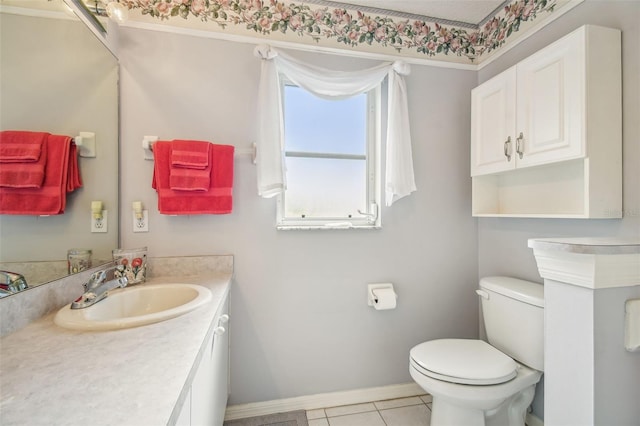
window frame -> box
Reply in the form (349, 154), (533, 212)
(276, 79), (382, 230)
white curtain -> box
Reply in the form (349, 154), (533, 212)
(254, 45), (416, 206)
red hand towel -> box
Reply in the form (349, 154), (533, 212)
(0, 130), (47, 162)
(0, 138), (47, 188)
(152, 141), (234, 215)
(0, 135), (82, 215)
(171, 140), (210, 169)
(169, 140), (211, 191)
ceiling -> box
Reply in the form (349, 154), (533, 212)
(304, 0), (508, 28)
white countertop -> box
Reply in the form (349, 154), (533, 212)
(0, 273), (232, 426)
(528, 238), (640, 289)
(528, 237), (640, 254)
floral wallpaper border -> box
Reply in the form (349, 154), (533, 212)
(118, 0), (558, 62)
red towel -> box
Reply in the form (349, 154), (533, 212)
(0, 135), (82, 215)
(152, 141), (234, 215)
(0, 131), (46, 162)
(67, 143), (82, 192)
(171, 140), (210, 169)
(169, 140), (211, 191)
(169, 167), (210, 192)
(0, 138), (47, 188)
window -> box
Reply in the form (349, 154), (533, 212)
(277, 82), (381, 230)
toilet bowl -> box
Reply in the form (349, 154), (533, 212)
(409, 277), (544, 426)
(410, 339), (542, 426)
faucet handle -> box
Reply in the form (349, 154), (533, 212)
(83, 264), (127, 291)
(84, 269), (107, 291)
(0, 270), (28, 293)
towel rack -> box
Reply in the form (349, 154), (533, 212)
(142, 136), (256, 164)
(74, 131), (96, 158)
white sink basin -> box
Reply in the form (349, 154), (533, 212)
(54, 283), (212, 331)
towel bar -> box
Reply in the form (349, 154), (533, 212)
(74, 132), (96, 158)
(142, 137), (256, 164)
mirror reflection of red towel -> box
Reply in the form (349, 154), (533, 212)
(0, 133), (82, 215)
(152, 140), (234, 215)
(0, 130), (46, 162)
(0, 131), (48, 188)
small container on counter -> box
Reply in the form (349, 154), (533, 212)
(68, 249), (92, 274)
(112, 246), (147, 285)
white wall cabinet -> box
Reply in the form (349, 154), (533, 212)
(175, 291), (230, 426)
(471, 25), (622, 218)
(471, 66), (517, 176)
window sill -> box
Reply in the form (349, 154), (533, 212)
(276, 223), (381, 231)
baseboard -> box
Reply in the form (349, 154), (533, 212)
(526, 412), (544, 426)
(224, 382), (425, 421)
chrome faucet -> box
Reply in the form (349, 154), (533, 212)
(0, 270), (28, 296)
(71, 265), (128, 309)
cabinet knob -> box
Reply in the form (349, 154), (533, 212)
(219, 314), (230, 324)
(516, 132), (524, 159)
(503, 136), (512, 161)
(214, 326), (226, 336)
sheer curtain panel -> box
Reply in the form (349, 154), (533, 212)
(254, 45), (416, 206)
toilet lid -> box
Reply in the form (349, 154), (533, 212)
(410, 339), (518, 385)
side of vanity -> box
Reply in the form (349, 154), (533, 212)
(0, 255), (232, 426)
(529, 239), (640, 425)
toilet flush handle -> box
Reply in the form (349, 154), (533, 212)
(475, 289), (490, 300)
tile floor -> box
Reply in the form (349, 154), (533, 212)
(306, 394), (433, 426)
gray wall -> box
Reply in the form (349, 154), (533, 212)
(477, 0), (640, 419)
(117, 30), (478, 404)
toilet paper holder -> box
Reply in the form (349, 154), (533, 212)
(367, 283), (396, 306)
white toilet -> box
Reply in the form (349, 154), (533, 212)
(410, 276), (544, 426)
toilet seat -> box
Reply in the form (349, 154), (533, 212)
(410, 339), (518, 385)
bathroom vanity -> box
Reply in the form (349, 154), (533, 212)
(0, 257), (232, 426)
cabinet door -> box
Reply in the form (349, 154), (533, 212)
(470, 67), (517, 176)
(175, 389), (191, 426)
(191, 332), (214, 426)
(191, 296), (230, 426)
(211, 310), (230, 426)
(515, 29), (584, 168)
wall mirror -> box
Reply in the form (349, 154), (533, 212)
(0, 0), (119, 294)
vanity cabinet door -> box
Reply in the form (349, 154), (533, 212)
(175, 389), (191, 426)
(190, 294), (230, 426)
(211, 305), (230, 425)
(470, 67), (517, 176)
(191, 331), (214, 426)
(515, 28), (584, 168)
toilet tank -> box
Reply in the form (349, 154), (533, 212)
(478, 276), (544, 371)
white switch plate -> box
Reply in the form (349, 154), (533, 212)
(133, 210), (149, 233)
(91, 210), (108, 233)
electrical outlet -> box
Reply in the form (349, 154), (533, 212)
(91, 210), (108, 233)
(133, 210), (149, 233)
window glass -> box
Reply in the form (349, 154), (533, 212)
(284, 85), (367, 155)
(284, 156), (367, 218)
(278, 82), (380, 229)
